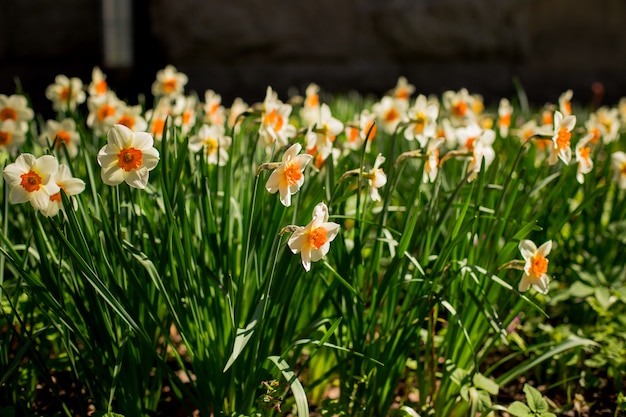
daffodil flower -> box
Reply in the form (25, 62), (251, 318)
(549, 110), (576, 165)
(97, 124), (160, 189)
(611, 151), (626, 189)
(151, 65), (188, 98)
(45, 74), (86, 112)
(367, 154), (387, 202)
(40, 164), (85, 217)
(188, 124), (231, 166)
(575, 132), (594, 184)
(518, 239), (552, 294)
(3, 153), (60, 212)
(265, 143), (313, 207)
(287, 202), (340, 272)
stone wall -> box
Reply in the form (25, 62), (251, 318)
(1, 0), (625, 111)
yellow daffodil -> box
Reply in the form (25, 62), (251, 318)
(518, 239), (552, 294)
(287, 202), (340, 271)
(265, 143), (313, 207)
(3, 153), (60, 212)
(97, 124), (160, 189)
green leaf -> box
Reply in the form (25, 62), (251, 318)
(524, 383), (548, 413)
(92, 412), (125, 417)
(267, 356), (309, 417)
(473, 372), (499, 395)
(223, 296), (266, 372)
(507, 401), (533, 417)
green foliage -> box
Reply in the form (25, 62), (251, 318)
(0, 73), (624, 416)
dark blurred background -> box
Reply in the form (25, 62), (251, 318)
(1, 0), (625, 115)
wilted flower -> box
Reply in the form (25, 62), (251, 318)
(188, 124), (231, 166)
(518, 239), (552, 294)
(265, 143), (313, 207)
(97, 124), (160, 189)
(287, 202), (340, 271)
(3, 153), (60, 212)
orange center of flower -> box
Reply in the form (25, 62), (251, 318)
(182, 110), (192, 125)
(55, 130), (71, 147)
(162, 79), (177, 93)
(365, 121), (377, 141)
(452, 101), (468, 117)
(465, 137), (476, 153)
(20, 170), (42, 192)
(579, 147), (591, 163)
(347, 127), (359, 143)
(308, 227), (328, 250)
(563, 101), (572, 115)
(589, 127), (601, 144)
(50, 185), (67, 203)
(384, 108), (399, 123)
(0, 131), (11, 145)
(117, 115), (135, 129)
(426, 148), (440, 173)
(264, 108), (284, 132)
(284, 160), (302, 186)
(117, 147), (143, 171)
(95, 80), (108, 95)
(0, 107), (17, 121)
(150, 119), (166, 136)
(396, 88), (410, 101)
(542, 111), (553, 126)
(529, 254), (548, 278)
(556, 127), (571, 150)
(413, 113), (426, 134)
(60, 87), (71, 102)
(499, 114), (511, 127)
(97, 105), (116, 122)
(306, 94), (319, 108)
(620, 162), (626, 176)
